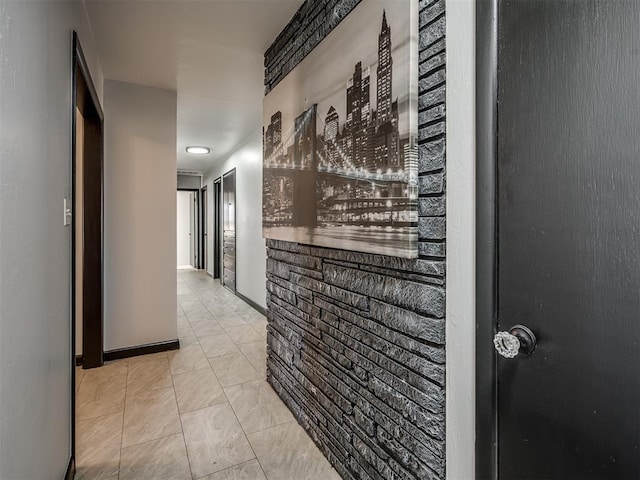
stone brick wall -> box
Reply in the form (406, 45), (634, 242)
(264, 1), (446, 479)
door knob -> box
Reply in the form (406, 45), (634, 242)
(493, 325), (537, 358)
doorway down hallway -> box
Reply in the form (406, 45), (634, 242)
(75, 270), (341, 480)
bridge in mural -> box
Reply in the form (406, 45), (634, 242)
(263, 104), (417, 229)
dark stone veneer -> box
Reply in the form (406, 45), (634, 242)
(264, 1), (446, 478)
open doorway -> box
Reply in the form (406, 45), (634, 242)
(72, 32), (104, 369)
(213, 178), (222, 279)
(176, 190), (193, 268)
(177, 187), (206, 269)
(71, 31), (104, 467)
(222, 169), (236, 292)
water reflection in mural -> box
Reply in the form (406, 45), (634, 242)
(263, 0), (418, 258)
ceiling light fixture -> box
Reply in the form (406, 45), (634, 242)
(186, 146), (210, 155)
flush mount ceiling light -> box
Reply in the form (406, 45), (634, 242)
(186, 146), (210, 155)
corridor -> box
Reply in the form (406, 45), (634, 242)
(75, 270), (340, 480)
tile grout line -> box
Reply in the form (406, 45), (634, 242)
(191, 458), (261, 480)
(234, 333), (265, 381)
(167, 351), (197, 480)
(181, 290), (227, 480)
(223, 383), (296, 437)
(118, 431), (186, 453)
(219, 368), (268, 480)
(117, 360), (130, 480)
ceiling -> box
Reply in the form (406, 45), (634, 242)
(84, 0), (304, 173)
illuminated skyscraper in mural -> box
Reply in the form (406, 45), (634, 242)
(376, 11), (393, 126)
(264, 111), (282, 161)
(324, 106), (339, 167)
(346, 62), (371, 168)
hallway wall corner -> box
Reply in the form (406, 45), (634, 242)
(103, 79), (178, 351)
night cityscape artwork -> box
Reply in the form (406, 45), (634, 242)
(263, 0), (418, 258)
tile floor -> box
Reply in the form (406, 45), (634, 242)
(75, 269), (341, 480)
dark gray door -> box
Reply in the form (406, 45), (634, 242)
(189, 191), (196, 267)
(222, 169), (236, 292)
(214, 178), (222, 280)
(497, 1), (640, 478)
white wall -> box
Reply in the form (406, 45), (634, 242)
(203, 130), (266, 308)
(104, 79), (178, 351)
(445, 1), (476, 479)
(177, 190), (192, 267)
(0, 1), (103, 477)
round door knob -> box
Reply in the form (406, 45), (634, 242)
(493, 325), (537, 358)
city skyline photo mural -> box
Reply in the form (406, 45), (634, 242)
(263, 0), (418, 258)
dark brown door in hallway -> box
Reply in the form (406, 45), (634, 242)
(201, 185), (208, 272)
(483, 1), (640, 478)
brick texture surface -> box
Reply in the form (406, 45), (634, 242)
(264, 0), (446, 478)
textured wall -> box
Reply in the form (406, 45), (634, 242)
(264, 0), (446, 478)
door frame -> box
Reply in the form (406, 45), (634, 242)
(201, 185), (208, 272)
(73, 33), (105, 369)
(213, 177), (222, 280)
(178, 187), (201, 268)
(222, 168), (237, 292)
(71, 30), (105, 467)
(475, 0), (499, 479)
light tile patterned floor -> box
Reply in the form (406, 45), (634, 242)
(75, 269), (341, 480)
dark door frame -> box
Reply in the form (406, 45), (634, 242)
(71, 30), (105, 470)
(213, 177), (222, 280)
(201, 185), (208, 272)
(73, 33), (105, 370)
(475, 1), (499, 479)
